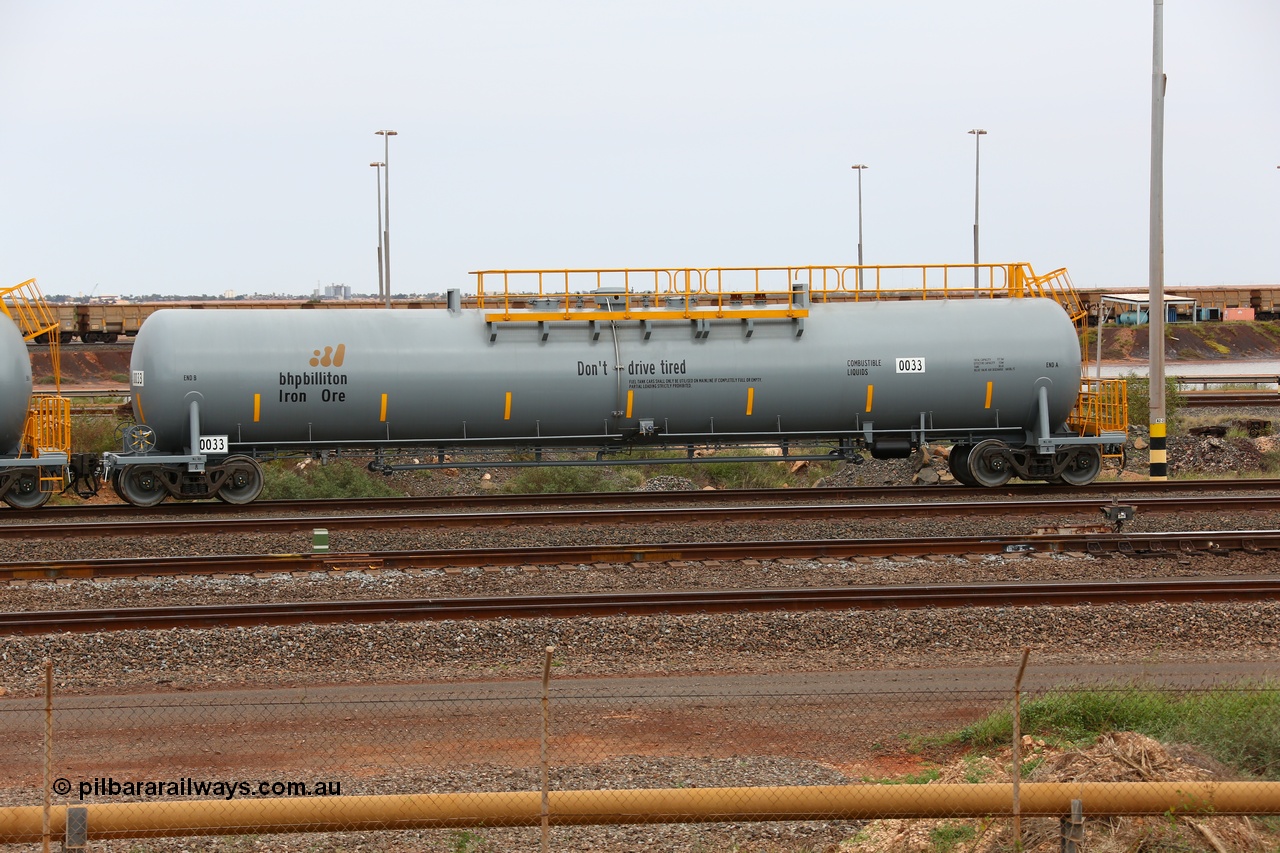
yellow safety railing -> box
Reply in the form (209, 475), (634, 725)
(471, 263), (1085, 324)
(472, 267), (810, 323)
(1068, 378), (1129, 442)
(1, 278), (62, 390)
(1027, 267), (1088, 327)
(0, 278), (62, 341)
(23, 393), (71, 460)
(4, 280), (71, 483)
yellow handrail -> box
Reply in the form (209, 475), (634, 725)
(1, 278), (62, 391)
(23, 395), (71, 459)
(470, 263), (1093, 333)
(1028, 267), (1088, 327)
(0, 278), (61, 341)
(473, 263), (1036, 305)
(1069, 378), (1129, 438)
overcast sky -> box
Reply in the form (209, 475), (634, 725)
(2, 1), (1276, 298)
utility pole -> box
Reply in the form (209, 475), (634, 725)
(1148, 0), (1167, 480)
(969, 129), (986, 288)
(375, 130), (398, 309)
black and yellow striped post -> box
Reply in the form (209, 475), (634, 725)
(1149, 421), (1167, 480)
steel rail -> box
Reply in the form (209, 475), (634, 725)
(1181, 390), (1280, 407)
(4, 576), (1278, 635)
(5, 494), (1280, 541)
(2, 529), (1276, 581)
(13, 477), (1280, 525)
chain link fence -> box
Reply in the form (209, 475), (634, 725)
(1, 654), (1277, 851)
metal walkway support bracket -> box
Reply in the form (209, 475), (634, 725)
(1060, 798), (1085, 853)
(62, 806), (87, 852)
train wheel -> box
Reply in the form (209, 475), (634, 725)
(966, 439), (1012, 487)
(948, 444), (978, 487)
(2, 469), (52, 509)
(1059, 446), (1103, 486)
(116, 466), (168, 507)
(216, 455), (264, 505)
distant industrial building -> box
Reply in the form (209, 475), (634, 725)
(315, 284), (351, 300)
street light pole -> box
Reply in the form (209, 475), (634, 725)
(1147, 0), (1167, 480)
(375, 129), (398, 309)
(968, 129), (987, 288)
(370, 161), (384, 302)
(851, 165), (867, 289)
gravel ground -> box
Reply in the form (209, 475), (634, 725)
(2, 410), (1278, 852)
(4, 407), (1280, 698)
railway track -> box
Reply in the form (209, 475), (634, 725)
(1181, 389), (1280, 407)
(1, 528), (1274, 581)
(4, 492), (1279, 541)
(10, 476), (1280, 527)
(4, 576), (1277, 635)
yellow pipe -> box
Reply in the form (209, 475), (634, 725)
(2, 783), (1278, 843)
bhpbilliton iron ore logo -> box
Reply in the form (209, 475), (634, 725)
(310, 344), (346, 367)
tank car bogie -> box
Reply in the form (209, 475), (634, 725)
(106, 455), (265, 507)
(115, 465), (167, 507)
(1, 468), (55, 508)
(1056, 446), (1104, 486)
(213, 455), (265, 505)
(963, 439), (1014, 487)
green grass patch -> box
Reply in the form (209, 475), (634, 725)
(500, 465), (642, 494)
(260, 459), (404, 500)
(1123, 372), (1185, 431)
(929, 821), (977, 852)
(632, 448), (846, 490)
(1178, 322), (1233, 353)
(70, 415), (130, 454)
(961, 755), (994, 783)
(946, 682), (1280, 779)
(869, 766), (941, 785)
(1252, 322), (1280, 346)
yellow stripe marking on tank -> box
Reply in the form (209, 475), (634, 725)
(626, 390), (634, 418)
(746, 387), (754, 416)
(135, 393), (147, 424)
(984, 381), (993, 409)
(504, 392), (512, 420)
(253, 393), (260, 422)
(379, 393), (388, 422)
(865, 385), (874, 413)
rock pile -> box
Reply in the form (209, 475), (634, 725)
(1167, 433), (1268, 477)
